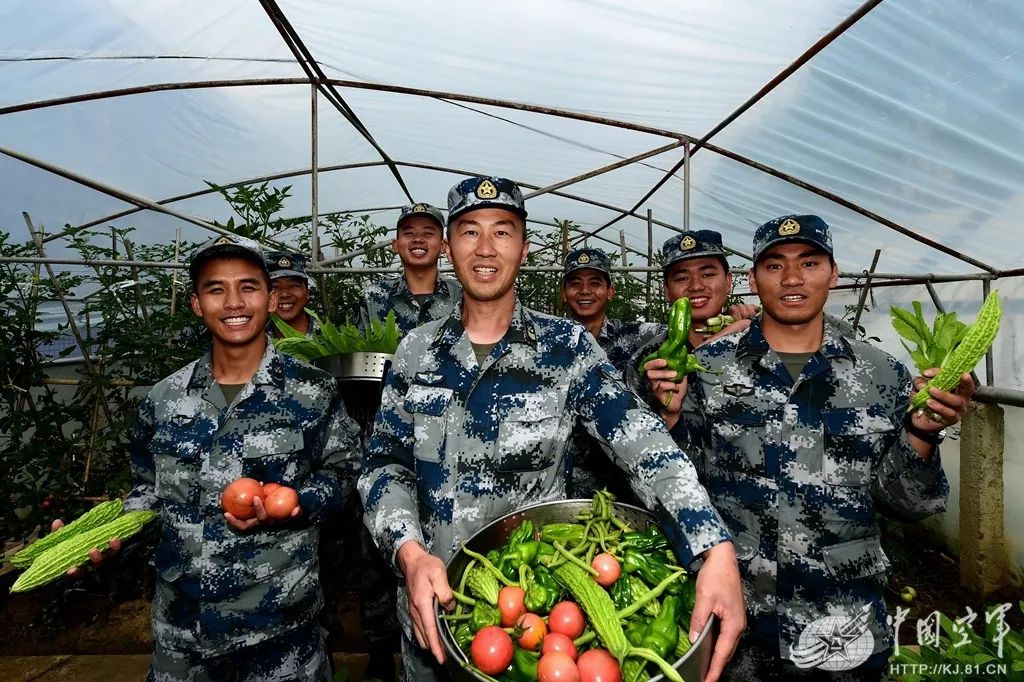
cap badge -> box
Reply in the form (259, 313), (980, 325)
(278, 257), (291, 268)
(412, 203), (428, 212)
(778, 219), (801, 236)
(476, 179), (498, 200)
(681, 235), (697, 250)
(214, 235), (233, 245)
(577, 252), (591, 265)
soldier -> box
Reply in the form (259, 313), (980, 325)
(264, 251), (319, 338)
(646, 215), (973, 680)
(560, 246), (660, 497)
(561, 246), (662, 373)
(121, 234), (361, 680)
(359, 176), (746, 682)
(624, 229), (757, 400)
(356, 202), (462, 335)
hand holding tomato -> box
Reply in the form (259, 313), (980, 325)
(222, 478), (302, 531)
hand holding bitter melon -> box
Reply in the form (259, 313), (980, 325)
(892, 290), (998, 425)
(9, 500), (158, 592)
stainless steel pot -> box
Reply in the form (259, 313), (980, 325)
(313, 351), (392, 381)
(436, 499), (716, 682)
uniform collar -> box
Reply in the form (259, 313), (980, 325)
(187, 337), (287, 393)
(431, 296), (539, 350)
(737, 315), (855, 362)
(394, 270), (447, 297)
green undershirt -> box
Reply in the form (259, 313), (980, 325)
(470, 341), (497, 367)
(219, 383), (246, 406)
(777, 351), (815, 382)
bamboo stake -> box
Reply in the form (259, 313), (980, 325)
(123, 239), (151, 325)
(169, 228), (182, 317)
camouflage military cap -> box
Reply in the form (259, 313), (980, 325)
(264, 251), (308, 281)
(447, 176), (528, 224)
(662, 229), (726, 270)
(189, 234), (269, 282)
(397, 203), (445, 230)
(563, 247), (612, 282)
(752, 214), (833, 262)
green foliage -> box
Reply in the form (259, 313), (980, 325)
(273, 310), (401, 362)
(891, 301), (970, 375)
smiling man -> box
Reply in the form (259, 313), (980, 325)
(359, 176), (747, 682)
(357, 203), (462, 335)
(264, 251), (318, 338)
(648, 215), (972, 680)
(120, 234), (361, 681)
(624, 230), (756, 401)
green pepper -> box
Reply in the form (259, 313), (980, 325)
(624, 617), (650, 646)
(623, 525), (670, 552)
(535, 541), (556, 563)
(539, 523), (586, 545)
(453, 622), (473, 651)
(498, 521), (540, 578)
(486, 548), (503, 566)
(509, 647), (539, 682)
(469, 601), (501, 633)
(621, 549), (683, 595)
(639, 298), (692, 377)
(524, 565), (560, 614)
(642, 595), (681, 658)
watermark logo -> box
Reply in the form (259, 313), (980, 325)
(791, 604), (875, 671)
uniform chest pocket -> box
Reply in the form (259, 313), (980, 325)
(152, 426), (202, 504)
(404, 384), (454, 464)
(242, 429), (305, 487)
(709, 410), (766, 474)
(497, 392), (562, 472)
(823, 408), (895, 486)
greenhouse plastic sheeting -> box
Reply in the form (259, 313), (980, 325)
(1, 0), (1022, 274)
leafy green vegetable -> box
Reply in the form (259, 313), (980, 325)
(272, 310), (401, 362)
(890, 302), (969, 375)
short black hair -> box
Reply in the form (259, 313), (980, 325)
(190, 248), (272, 294)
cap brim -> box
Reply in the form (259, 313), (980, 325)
(753, 236), (832, 262)
(448, 202), (528, 224)
(563, 263), (611, 280)
(270, 269), (308, 280)
(398, 211), (444, 228)
(663, 249), (726, 269)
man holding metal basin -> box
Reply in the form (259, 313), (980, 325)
(358, 176), (745, 682)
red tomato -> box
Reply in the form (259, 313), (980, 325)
(541, 632), (578, 661)
(40, 495), (54, 510)
(538, 651), (579, 682)
(548, 601), (585, 639)
(498, 585), (527, 627)
(470, 626), (514, 675)
(577, 649), (621, 682)
(591, 553), (621, 587)
(221, 478), (263, 520)
(262, 482), (281, 496)
(516, 612), (547, 651)
(264, 486), (299, 520)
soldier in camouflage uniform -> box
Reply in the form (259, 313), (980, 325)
(357, 203), (462, 335)
(122, 234), (362, 681)
(560, 246), (660, 498)
(265, 251), (321, 338)
(624, 229), (757, 402)
(359, 176), (747, 682)
(647, 215), (974, 680)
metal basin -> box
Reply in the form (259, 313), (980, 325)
(436, 499), (716, 682)
(313, 351), (392, 381)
